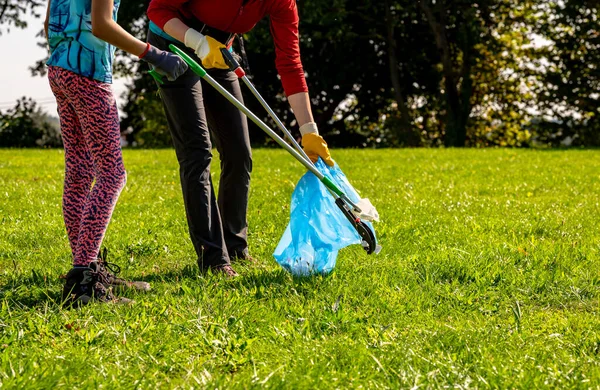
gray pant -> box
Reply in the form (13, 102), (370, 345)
(148, 30), (252, 268)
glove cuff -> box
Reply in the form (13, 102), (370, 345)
(138, 43), (151, 59)
(184, 28), (207, 54)
(299, 122), (319, 136)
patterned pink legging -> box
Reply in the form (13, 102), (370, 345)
(49, 67), (126, 266)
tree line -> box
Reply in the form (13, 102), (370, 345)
(1, 0), (599, 148)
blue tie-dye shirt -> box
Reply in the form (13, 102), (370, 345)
(47, 0), (120, 84)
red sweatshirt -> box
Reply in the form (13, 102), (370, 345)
(147, 0), (307, 96)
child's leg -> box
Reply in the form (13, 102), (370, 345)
(49, 68), (95, 264)
(75, 79), (127, 265)
(53, 69), (127, 265)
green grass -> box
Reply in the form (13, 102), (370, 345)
(1, 148), (599, 389)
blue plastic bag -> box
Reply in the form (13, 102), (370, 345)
(273, 159), (376, 276)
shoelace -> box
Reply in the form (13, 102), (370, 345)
(98, 247), (122, 277)
(102, 261), (122, 276)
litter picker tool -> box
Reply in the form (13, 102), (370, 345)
(151, 45), (380, 255)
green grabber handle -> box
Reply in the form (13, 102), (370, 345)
(149, 69), (164, 85)
(168, 44), (346, 199)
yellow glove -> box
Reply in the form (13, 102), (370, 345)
(184, 29), (229, 70)
(300, 123), (334, 167)
(201, 36), (229, 69)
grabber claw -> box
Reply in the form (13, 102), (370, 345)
(335, 198), (378, 254)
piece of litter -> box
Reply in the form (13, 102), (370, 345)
(354, 198), (380, 222)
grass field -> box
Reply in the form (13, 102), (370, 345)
(1, 148), (599, 389)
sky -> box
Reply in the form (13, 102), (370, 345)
(0, 13), (130, 116)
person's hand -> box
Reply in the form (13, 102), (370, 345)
(184, 28), (229, 69)
(300, 122), (334, 167)
(140, 44), (188, 81)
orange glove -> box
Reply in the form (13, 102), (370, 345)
(300, 123), (334, 167)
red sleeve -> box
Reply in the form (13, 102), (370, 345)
(269, 0), (308, 96)
(147, 0), (189, 30)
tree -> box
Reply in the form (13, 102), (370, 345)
(0, 97), (61, 147)
(0, 0), (43, 35)
(526, 0), (600, 146)
(242, 0), (437, 146)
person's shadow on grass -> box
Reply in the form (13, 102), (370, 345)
(0, 269), (64, 309)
